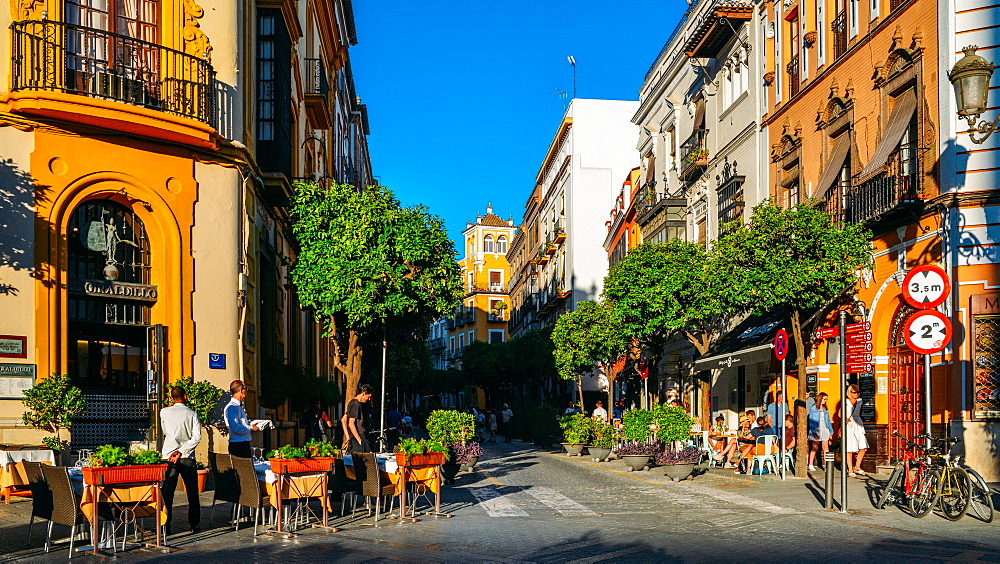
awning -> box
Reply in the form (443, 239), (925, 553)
(813, 133), (851, 199)
(693, 97), (705, 131)
(856, 89), (917, 183)
(693, 308), (794, 371)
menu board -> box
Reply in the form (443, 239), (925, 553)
(806, 372), (818, 395)
(858, 372), (876, 423)
(0, 363), (36, 399)
(973, 316), (1000, 419)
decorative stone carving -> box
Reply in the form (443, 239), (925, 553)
(182, 0), (212, 61)
(12, 0), (45, 20)
(804, 31), (817, 47)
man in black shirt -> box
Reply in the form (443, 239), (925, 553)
(345, 384), (374, 453)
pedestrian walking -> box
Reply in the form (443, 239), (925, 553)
(501, 403), (514, 442)
(592, 400), (608, 422)
(807, 392), (833, 471)
(844, 384), (868, 476)
(487, 410), (497, 442)
(343, 384), (374, 453)
(225, 380), (259, 458)
(301, 397), (332, 443)
(160, 385), (202, 535)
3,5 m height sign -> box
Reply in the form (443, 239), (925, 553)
(902, 265), (949, 310)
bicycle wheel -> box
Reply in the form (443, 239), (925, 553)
(967, 468), (995, 523)
(909, 467), (941, 518)
(877, 464), (905, 509)
(938, 467), (971, 521)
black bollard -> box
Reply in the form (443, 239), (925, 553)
(824, 452), (835, 510)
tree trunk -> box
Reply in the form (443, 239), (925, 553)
(577, 376), (584, 414)
(343, 330), (362, 410)
(790, 309), (809, 477)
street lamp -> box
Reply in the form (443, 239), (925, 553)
(948, 45), (999, 144)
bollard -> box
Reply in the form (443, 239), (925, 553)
(824, 453), (835, 510)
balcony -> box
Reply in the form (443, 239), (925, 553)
(545, 242), (557, 256)
(428, 337), (446, 350)
(786, 55), (800, 97)
(467, 283), (507, 295)
(10, 20), (216, 129)
(679, 129), (709, 181)
(303, 58), (330, 129)
(683, 1), (755, 58)
(832, 12), (848, 60)
(821, 147), (922, 226)
(553, 221), (566, 245)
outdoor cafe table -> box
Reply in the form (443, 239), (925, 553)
(70, 467), (168, 555)
(254, 460), (335, 536)
(0, 448), (55, 503)
(342, 453), (444, 520)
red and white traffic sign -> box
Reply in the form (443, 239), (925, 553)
(902, 265), (950, 310)
(815, 327), (839, 340)
(903, 309), (953, 354)
(773, 329), (789, 360)
(846, 363), (875, 373)
(845, 332), (873, 344)
(846, 342), (873, 352)
(845, 352), (873, 363)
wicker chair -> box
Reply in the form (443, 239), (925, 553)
(39, 465), (91, 556)
(230, 455), (272, 535)
(209, 453), (240, 526)
(24, 462), (52, 548)
(354, 453), (396, 524)
(331, 458), (360, 516)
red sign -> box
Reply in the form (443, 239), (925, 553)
(845, 353), (873, 363)
(814, 327), (839, 339)
(639, 359), (648, 379)
(902, 265), (950, 310)
(903, 310), (953, 355)
(773, 329), (789, 360)
(845, 321), (871, 333)
(846, 363), (874, 373)
(846, 342), (873, 352)
(845, 332), (873, 344)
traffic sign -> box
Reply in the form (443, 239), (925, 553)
(846, 321), (871, 333)
(902, 265), (950, 310)
(815, 327), (839, 339)
(846, 342), (873, 352)
(845, 332), (873, 344)
(903, 309), (953, 354)
(846, 363), (874, 373)
(845, 352), (873, 363)
(773, 329), (789, 360)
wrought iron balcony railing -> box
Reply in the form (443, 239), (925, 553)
(304, 58), (328, 97)
(11, 20), (216, 126)
(820, 146), (921, 225)
(787, 55), (800, 97)
(679, 129), (709, 181)
(832, 12), (848, 60)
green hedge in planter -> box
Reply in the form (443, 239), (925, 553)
(621, 408), (654, 441)
(559, 413), (593, 444)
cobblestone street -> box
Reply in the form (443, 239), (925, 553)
(1, 440), (997, 562)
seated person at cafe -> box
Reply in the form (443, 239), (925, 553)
(734, 410), (757, 464)
(783, 414), (796, 451)
(735, 417), (776, 474)
(750, 416), (775, 439)
(710, 415), (739, 467)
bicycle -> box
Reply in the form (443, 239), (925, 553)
(367, 427), (399, 453)
(966, 464), (995, 523)
(878, 432), (970, 519)
(933, 437), (971, 521)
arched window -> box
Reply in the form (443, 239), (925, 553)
(496, 235), (507, 254)
(483, 235), (495, 253)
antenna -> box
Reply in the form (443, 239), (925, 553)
(567, 55), (577, 99)
(556, 88), (568, 111)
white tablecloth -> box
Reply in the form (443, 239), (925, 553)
(342, 453), (397, 473)
(252, 461), (326, 484)
(252, 454), (397, 484)
(0, 449), (56, 466)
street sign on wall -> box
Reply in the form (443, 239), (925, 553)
(903, 309), (953, 354)
(902, 265), (950, 310)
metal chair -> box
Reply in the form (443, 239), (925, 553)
(39, 465), (92, 557)
(749, 435), (779, 476)
(355, 453), (396, 524)
(24, 462), (52, 548)
(209, 453), (240, 526)
(230, 455), (272, 535)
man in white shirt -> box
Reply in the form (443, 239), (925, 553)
(160, 385), (202, 535)
(592, 401), (608, 422)
(225, 380), (259, 458)
(501, 404), (514, 443)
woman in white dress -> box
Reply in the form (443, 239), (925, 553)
(844, 384), (868, 476)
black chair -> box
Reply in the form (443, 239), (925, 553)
(331, 458), (360, 516)
(355, 453), (396, 524)
(24, 462), (52, 548)
(230, 456), (272, 535)
(209, 453), (239, 526)
(39, 465), (90, 557)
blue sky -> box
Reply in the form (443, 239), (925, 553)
(351, 1), (689, 245)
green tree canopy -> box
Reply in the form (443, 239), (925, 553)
(551, 300), (628, 402)
(290, 182), (463, 403)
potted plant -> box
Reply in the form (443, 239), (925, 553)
(588, 421), (619, 462)
(657, 446), (702, 481)
(451, 441), (483, 471)
(613, 440), (663, 471)
(181, 461), (211, 493)
(426, 410), (475, 483)
(304, 438), (339, 461)
(83, 445), (168, 485)
(21, 374), (86, 466)
(559, 413), (593, 456)
(267, 444), (334, 473)
(396, 437), (447, 467)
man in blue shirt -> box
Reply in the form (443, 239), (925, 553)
(766, 391), (787, 442)
(225, 380), (258, 458)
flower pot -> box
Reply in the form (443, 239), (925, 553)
(83, 464), (168, 486)
(395, 452), (446, 467)
(588, 446), (612, 462)
(441, 462), (461, 485)
(663, 463), (696, 482)
(621, 455), (652, 472)
(182, 468), (210, 493)
(268, 457), (335, 474)
(460, 456), (479, 471)
(563, 443), (586, 457)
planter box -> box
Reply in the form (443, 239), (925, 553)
(82, 464), (168, 486)
(268, 457), (335, 474)
(395, 452), (446, 467)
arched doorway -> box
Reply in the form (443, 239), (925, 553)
(66, 200), (157, 450)
(887, 301), (921, 460)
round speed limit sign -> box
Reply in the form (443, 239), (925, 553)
(903, 309), (953, 354)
